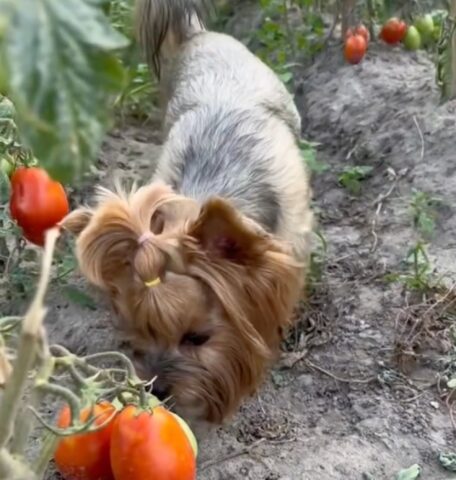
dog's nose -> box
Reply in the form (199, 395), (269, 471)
(152, 379), (170, 401)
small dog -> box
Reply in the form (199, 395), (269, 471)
(63, 0), (313, 423)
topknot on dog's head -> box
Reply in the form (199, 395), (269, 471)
(61, 182), (199, 291)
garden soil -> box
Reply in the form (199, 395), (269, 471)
(39, 35), (456, 480)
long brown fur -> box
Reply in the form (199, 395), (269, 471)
(63, 184), (302, 422)
(62, 0), (311, 423)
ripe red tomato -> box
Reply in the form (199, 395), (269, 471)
(344, 34), (367, 65)
(9, 166), (69, 246)
(345, 27), (354, 39)
(54, 402), (116, 480)
(110, 405), (196, 480)
(380, 18), (407, 44)
(345, 25), (369, 43)
(354, 24), (370, 43)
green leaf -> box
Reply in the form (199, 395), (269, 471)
(63, 286), (97, 311)
(0, 0), (129, 183)
(278, 71), (293, 85)
(395, 464), (421, 480)
(0, 95), (15, 119)
(439, 452), (456, 472)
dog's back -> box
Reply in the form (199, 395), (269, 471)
(136, 0), (313, 261)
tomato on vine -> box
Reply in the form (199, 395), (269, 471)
(344, 34), (367, 65)
(9, 166), (69, 246)
(380, 18), (407, 44)
(110, 405), (197, 480)
(54, 402), (116, 480)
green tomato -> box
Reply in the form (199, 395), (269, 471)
(404, 26), (421, 51)
(414, 14), (434, 38)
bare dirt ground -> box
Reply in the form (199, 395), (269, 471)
(37, 31), (456, 480)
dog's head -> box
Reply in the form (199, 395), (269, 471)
(63, 183), (302, 423)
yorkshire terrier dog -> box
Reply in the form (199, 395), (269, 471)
(63, 0), (313, 423)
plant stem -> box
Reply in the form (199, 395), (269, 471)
(10, 353), (55, 455)
(33, 432), (59, 479)
(341, 0), (356, 38)
(0, 448), (37, 480)
(366, 0), (375, 40)
(0, 228), (59, 450)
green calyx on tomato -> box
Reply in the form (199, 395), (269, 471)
(9, 166), (69, 246)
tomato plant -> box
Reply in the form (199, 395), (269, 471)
(54, 402), (117, 480)
(110, 405), (197, 480)
(380, 18), (407, 45)
(344, 34), (367, 65)
(9, 167), (69, 246)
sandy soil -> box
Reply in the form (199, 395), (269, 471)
(31, 20), (456, 480)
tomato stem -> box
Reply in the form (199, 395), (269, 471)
(0, 229), (59, 451)
(36, 383), (82, 422)
(82, 351), (138, 379)
(0, 448), (37, 480)
(32, 432), (59, 478)
(10, 355), (56, 455)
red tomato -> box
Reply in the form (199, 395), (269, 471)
(9, 167), (69, 246)
(380, 18), (407, 44)
(54, 402), (116, 480)
(110, 405), (196, 480)
(345, 27), (354, 39)
(354, 24), (370, 43)
(344, 34), (367, 64)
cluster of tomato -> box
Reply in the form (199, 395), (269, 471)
(5, 165), (70, 246)
(380, 14), (437, 51)
(344, 14), (438, 65)
(54, 399), (198, 480)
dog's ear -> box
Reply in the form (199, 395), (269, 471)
(60, 208), (93, 236)
(189, 198), (268, 264)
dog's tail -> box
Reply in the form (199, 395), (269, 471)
(135, 0), (207, 78)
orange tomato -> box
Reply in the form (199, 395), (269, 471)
(9, 167), (69, 246)
(344, 34), (367, 65)
(54, 402), (116, 480)
(380, 18), (407, 44)
(110, 405), (196, 480)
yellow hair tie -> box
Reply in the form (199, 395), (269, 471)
(145, 278), (161, 288)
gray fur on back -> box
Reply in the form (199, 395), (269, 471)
(139, 1), (309, 239)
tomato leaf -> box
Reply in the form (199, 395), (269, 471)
(439, 452), (456, 472)
(395, 464), (421, 480)
(63, 286), (97, 311)
(0, 0), (129, 183)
